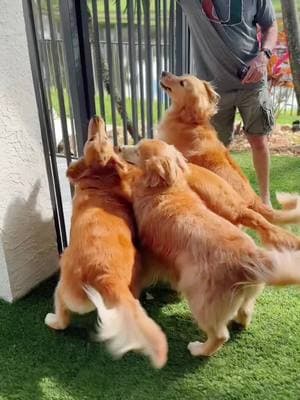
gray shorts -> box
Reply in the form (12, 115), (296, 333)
(211, 82), (275, 146)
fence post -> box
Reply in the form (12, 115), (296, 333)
(59, 0), (95, 154)
(175, 3), (183, 75)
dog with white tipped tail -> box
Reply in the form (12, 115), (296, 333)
(120, 138), (300, 357)
(45, 117), (167, 368)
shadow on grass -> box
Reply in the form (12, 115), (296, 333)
(1, 155), (299, 399)
(0, 277), (222, 400)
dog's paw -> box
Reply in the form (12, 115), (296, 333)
(45, 313), (66, 330)
(187, 341), (206, 356)
(233, 309), (252, 329)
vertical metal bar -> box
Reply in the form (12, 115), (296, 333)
(23, 0), (67, 252)
(46, 3), (71, 159)
(45, 41), (55, 88)
(169, 0), (175, 73)
(137, 0), (146, 138)
(76, 2), (96, 118)
(60, 40), (77, 160)
(163, 0), (168, 108)
(175, 1), (183, 75)
(143, 0), (153, 137)
(59, 0), (95, 154)
(103, 0), (118, 144)
(57, 41), (69, 113)
(291, 88), (295, 115)
(155, 0), (162, 121)
(116, 0), (128, 144)
(127, 0), (139, 142)
(36, 0), (56, 146)
(186, 23), (191, 73)
(46, 0), (72, 167)
(279, 86), (283, 114)
(91, 0), (106, 119)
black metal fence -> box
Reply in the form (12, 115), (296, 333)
(24, 0), (190, 252)
(24, 0), (298, 253)
(31, 0), (190, 150)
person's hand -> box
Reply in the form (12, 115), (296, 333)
(242, 52), (268, 84)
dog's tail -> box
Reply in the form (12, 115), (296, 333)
(84, 284), (168, 368)
(276, 192), (300, 211)
(252, 193), (300, 225)
(245, 249), (300, 286)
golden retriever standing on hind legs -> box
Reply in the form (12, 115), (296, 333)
(45, 117), (167, 368)
(119, 145), (300, 251)
(121, 139), (300, 357)
(158, 72), (300, 225)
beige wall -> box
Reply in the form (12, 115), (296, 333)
(0, 0), (58, 301)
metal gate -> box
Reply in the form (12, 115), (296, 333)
(23, 0), (191, 253)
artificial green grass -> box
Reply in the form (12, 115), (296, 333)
(0, 153), (300, 400)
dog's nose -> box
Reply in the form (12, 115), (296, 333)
(114, 145), (122, 153)
(161, 71), (169, 78)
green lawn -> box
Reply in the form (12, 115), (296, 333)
(46, 0), (293, 21)
(51, 88), (298, 128)
(272, 0), (300, 13)
(50, 88), (163, 126)
(235, 111), (299, 127)
(1, 154), (300, 399)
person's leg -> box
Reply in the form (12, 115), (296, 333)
(246, 134), (271, 206)
(238, 84), (274, 206)
(211, 91), (237, 147)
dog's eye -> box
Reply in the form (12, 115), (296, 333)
(180, 80), (185, 87)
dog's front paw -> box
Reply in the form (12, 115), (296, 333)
(187, 341), (206, 356)
(45, 313), (66, 330)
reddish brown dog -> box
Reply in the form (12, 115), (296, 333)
(45, 117), (167, 368)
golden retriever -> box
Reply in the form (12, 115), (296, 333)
(45, 117), (167, 368)
(120, 148), (300, 250)
(158, 72), (300, 225)
(121, 138), (300, 357)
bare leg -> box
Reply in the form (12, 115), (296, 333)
(246, 134), (271, 207)
(45, 284), (71, 330)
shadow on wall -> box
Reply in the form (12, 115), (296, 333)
(1, 180), (58, 301)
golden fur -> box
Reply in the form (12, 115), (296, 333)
(123, 139), (300, 357)
(45, 117), (167, 368)
(158, 72), (300, 225)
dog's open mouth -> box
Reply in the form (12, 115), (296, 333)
(124, 159), (136, 166)
(160, 81), (172, 92)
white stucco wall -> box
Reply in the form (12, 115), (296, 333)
(0, 0), (58, 301)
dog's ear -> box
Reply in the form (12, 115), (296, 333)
(171, 146), (188, 173)
(144, 157), (164, 187)
(203, 81), (220, 108)
(66, 158), (87, 183)
(144, 154), (187, 187)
